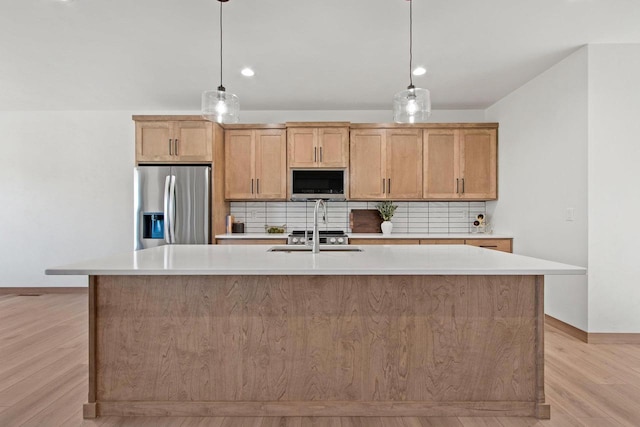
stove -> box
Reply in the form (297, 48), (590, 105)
(287, 230), (349, 245)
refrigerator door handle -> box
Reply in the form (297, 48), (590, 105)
(204, 170), (210, 242)
(164, 176), (172, 244)
(168, 175), (177, 243)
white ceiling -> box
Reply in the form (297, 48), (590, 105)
(1, 0), (640, 112)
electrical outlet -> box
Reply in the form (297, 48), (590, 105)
(462, 209), (468, 219)
(250, 210), (257, 219)
(566, 208), (575, 221)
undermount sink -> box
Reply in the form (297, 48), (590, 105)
(268, 245), (363, 253)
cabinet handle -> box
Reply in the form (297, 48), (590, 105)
(174, 139), (179, 156)
(480, 245), (498, 248)
(382, 178), (386, 193)
(320, 147), (323, 162)
(251, 179), (254, 194)
(257, 178), (260, 194)
(169, 139), (173, 155)
(314, 147), (317, 163)
(456, 178), (460, 194)
(388, 178), (391, 194)
(461, 178), (465, 194)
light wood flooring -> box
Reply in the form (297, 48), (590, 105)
(1, 293), (639, 427)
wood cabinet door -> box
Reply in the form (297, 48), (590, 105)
(255, 129), (287, 200)
(135, 122), (172, 162)
(350, 239), (420, 245)
(173, 121), (212, 162)
(318, 128), (348, 167)
(386, 129), (423, 199)
(465, 238), (512, 253)
(420, 239), (465, 245)
(287, 128), (317, 167)
(460, 129), (497, 200)
(349, 130), (386, 199)
(423, 129), (460, 199)
(225, 130), (255, 200)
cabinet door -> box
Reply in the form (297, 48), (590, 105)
(136, 122), (172, 162)
(465, 238), (512, 253)
(350, 130), (385, 199)
(173, 121), (213, 162)
(460, 129), (497, 200)
(287, 128), (317, 167)
(423, 129), (460, 199)
(386, 129), (423, 199)
(255, 130), (287, 200)
(225, 130), (255, 200)
(420, 239), (464, 245)
(318, 128), (348, 167)
(349, 239), (419, 245)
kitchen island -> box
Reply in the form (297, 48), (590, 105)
(47, 244), (585, 420)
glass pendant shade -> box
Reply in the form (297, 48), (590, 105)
(393, 86), (431, 123)
(202, 87), (239, 124)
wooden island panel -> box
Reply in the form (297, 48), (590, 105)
(88, 274), (547, 418)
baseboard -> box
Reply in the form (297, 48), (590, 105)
(545, 314), (588, 343)
(0, 287), (88, 295)
(545, 314), (640, 344)
(587, 333), (640, 344)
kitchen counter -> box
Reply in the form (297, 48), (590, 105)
(46, 244), (582, 276)
(214, 232), (512, 240)
(49, 245), (583, 421)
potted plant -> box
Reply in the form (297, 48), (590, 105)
(376, 201), (398, 235)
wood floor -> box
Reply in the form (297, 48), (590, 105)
(1, 293), (639, 427)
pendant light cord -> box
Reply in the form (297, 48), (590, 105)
(409, 0), (413, 88)
(219, 1), (223, 89)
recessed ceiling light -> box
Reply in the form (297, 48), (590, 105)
(413, 67), (427, 76)
(241, 68), (255, 77)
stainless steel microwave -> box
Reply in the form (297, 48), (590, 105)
(290, 169), (346, 201)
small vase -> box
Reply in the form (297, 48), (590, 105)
(381, 220), (393, 235)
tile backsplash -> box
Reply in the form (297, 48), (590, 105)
(230, 201), (486, 234)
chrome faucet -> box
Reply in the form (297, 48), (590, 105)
(312, 199), (328, 253)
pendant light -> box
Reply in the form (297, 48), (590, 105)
(393, 0), (431, 123)
(202, 0), (239, 124)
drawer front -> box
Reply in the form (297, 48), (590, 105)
(217, 239), (287, 245)
(465, 239), (512, 253)
(349, 239), (420, 245)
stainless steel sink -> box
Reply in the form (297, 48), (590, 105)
(268, 245), (363, 253)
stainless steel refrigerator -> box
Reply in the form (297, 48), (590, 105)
(134, 166), (210, 250)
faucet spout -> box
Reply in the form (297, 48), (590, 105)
(312, 199), (327, 253)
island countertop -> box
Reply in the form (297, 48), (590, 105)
(46, 244), (585, 276)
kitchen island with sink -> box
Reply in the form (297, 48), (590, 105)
(47, 244), (585, 420)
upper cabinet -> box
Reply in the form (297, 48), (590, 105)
(350, 128), (423, 200)
(424, 127), (497, 200)
(459, 129), (497, 199)
(225, 128), (287, 200)
(287, 124), (349, 168)
(135, 119), (213, 163)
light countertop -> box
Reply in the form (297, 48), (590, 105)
(46, 244), (585, 276)
(215, 233), (513, 239)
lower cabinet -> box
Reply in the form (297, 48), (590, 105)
(349, 239), (420, 245)
(217, 239), (287, 245)
(464, 238), (512, 253)
(215, 237), (512, 252)
(351, 238), (512, 252)
(420, 239), (465, 245)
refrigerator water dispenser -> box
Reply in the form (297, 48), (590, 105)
(142, 213), (164, 239)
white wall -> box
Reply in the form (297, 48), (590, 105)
(0, 109), (483, 287)
(485, 48), (589, 330)
(587, 44), (640, 332)
(0, 112), (135, 286)
(238, 109), (486, 123)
